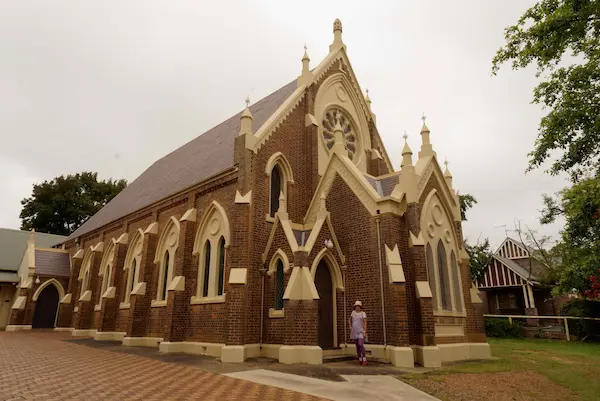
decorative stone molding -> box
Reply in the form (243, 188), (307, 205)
(190, 294), (226, 305)
(144, 221), (158, 235)
(180, 208), (197, 223)
(122, 337), (163, 347)
(267, 249), (291, 276)
(32, 278), (65, 301)
(102, 286), (116, 299)
(60, 293), (72, 304)
(94, 331), (126, 342)
(305, 113), (318, 127)
(5, 325), (32, 331)
(131, 281), (146, 296)
(283, 266), (319, 300)
(228, 268), (247, 284)
(115, 232), (128, 245)
(268, 308), (285, 318)
(416, 281), (433, 299)
(11, 296), (26, 310)
(72, 249), (84, 260)
(409, 232), (425, 247)
(470, 285), (483, 303)
(79, 290), (92, 302)
(167, 276), (185, 292)
(385, 244), (406, 283)
(234, 190), (252, 204)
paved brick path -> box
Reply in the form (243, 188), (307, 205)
(0, 331), (328, 401)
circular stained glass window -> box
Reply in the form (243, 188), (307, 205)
(321, 108), (357, 160)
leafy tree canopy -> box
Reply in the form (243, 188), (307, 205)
(20, 172), (127, 236)
(465, 238), (493, 281)
(541, 175), (600, 295)
(459, 193), (478, 221)
(493, 0), (600, 180)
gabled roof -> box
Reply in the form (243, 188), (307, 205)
(494, 254), (540, 283)
(70, 80), (297, 240)
(495, 237), (534, 259)
(35, 249), (71, 277)
(0, 228), (66, 272)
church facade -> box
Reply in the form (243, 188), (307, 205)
(9, 20), (490, 367)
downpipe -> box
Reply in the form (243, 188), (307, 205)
(376, 211), (387, 347)
(259, 267), (267, 346)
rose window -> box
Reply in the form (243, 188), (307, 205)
(322, 108), (357, 160)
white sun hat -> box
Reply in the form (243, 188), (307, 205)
(354, 300), (362, 307)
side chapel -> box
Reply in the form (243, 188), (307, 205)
(9, 20), (490, 367)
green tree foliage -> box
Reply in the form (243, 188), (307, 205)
(458, 193), (477, 221)
(540, 176), (600, 295)
(20, 172), (127, 236)
(465, 238), (493, 281)
(492, 0), (600, 180)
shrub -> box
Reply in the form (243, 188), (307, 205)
(485, 318), (525, 338)
(561, 299), (600, 341)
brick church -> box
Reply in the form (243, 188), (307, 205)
(8, 19), (490, 368)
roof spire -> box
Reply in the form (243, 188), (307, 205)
(365, 89), (372, 111)
(444, 158), (453, 188)
(418, 112), (436, 159)
(401, 131), (414, 171)
(239, 96), (253, 136)
(298, 44), (314, 87)
(329, 18), (345, 53)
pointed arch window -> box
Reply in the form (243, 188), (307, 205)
(159, 251), (170, 301)
(425, 244), (438, 308)
(437, 240), (451, 311)
(270, 165), (282, 217)
(275, 259), (285, 310)
(450, 251), (463, 312)
(217, 237), (225, 296)
(202, 240), (211, 297)
(130, 259), (137, 294)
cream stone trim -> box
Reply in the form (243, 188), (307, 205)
(94, 304), (101, 311)
(409, 232), (425, 247)
(102, 286), (116, 299)
(269, 308), (285, 318)
(193, 201), (230, 298)
(279, 345), (322, 365)
(470, 285), (483, 303)
(228, 268), (247, 284)
(190, 294), (226, 305)
(11, 296), (26, 310)
(416, 281), (433, 299)
(310, 248), (344, 291)
(94, 331), (126, 342)
(71, 329), (97, 337)
(416, 158), (459, 221)
(79, 290), (92, 302)
(54, 327), (74, 332)
(180, 208), (197, 223)
(433, 310), (467, 318)
(123, 229), (144, 303)
(20, 277), (32, 289)
(221, 345), (246, 363)
(144, 222), (158, 235)
(267, 249), (291, 276)
(98, 239), (116, 301)
(386, 346), (414, 368)
(32, 278), (66, 301)
(159, 341), (224, 358)
(119, 302), (130, 309)
(283, 266), (319, 300)
(122, 337), (162, 347)
(60, 293), (72, 304)
(265, 152), (295, 184)
(132, 281), (146, 295)
(411, 345), (441, 368)
(438, 343), (492, 363)
(252, 86), (307, 151)
(74, 306), (79, 312)
(168, 276), (185, 292)
(234, 190), (252, 204)
(154, 216), (180, 301)
(385, 244), (406, 283)
(303, 214), (346, 265)
(77, 248), (93, 280)
(5, 325), (32, 331)
(435, 324), (465, 337)
(115, 232), (128, 245)
(305, 113), (318, 127)
(72, 249), (84, 260)
(151, 300), (167, 308)
(91, 242), (104, 253)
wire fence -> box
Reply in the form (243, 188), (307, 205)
(484, 314), (600, 341)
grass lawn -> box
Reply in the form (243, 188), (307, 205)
(401, 338), (600, 401)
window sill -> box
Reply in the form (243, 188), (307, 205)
(190, 294), (226, 305)
(119, 302), (131, 310)
(265, 214), (276, 223)
(269, 308), (284, 318)
(151, 300), (167, 308)
(433, 310), (467, 318)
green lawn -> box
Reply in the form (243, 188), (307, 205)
(404, 338), (600, 401)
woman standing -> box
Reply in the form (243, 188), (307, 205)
(349, 300), (367, 365)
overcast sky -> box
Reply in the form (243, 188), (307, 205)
(0, 0), (568, 248)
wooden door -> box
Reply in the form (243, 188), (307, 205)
(315, 261), (334, 349)
(32, 284), (59, 329)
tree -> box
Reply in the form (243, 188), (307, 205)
(492, 0), (600, 180)
(465, 238), (493, 281)
(20, 172), (127, 236)
(540, 175), (600, 295)
(459, 193), (478, 221)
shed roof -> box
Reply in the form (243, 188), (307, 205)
(0, 228), (66, 272)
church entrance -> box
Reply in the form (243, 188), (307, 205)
(315, 260), (334, 349)
(32, 284), (59, 329)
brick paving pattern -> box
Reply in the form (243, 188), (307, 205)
(0, 331), (328, 401)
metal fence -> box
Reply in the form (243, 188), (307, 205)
(484, 314), (600, 341)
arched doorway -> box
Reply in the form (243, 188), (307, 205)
(32, 284), (59, 329)
(315, 260), (334, 349)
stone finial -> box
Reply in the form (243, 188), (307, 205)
(418, 112), (435, 159)
(331, 120), (346, 154)
(278, 191), (287, 213)
(298, 45), (314, 87)
(330, 18), (345, 52)
(239, 97), (253, 136)
(401, 131), (414, 171)
(365, 89), (372, 111)
(444, 158), (453, 188)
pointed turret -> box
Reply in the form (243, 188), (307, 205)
(365, 89), (376, 124)
(401, 131), (414, 172)
(444, 158), (453, 188)
(418, 113), (436, 159)
(239, 97), (253, 136)
(329, 18), (346, 53)
(298, 45), (314, 87)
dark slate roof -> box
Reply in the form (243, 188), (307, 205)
(495, 254), (541, 283)
(362, 174), (399, 197)
(0, 228), (66, 272)
(34, 250), (71, 277)
(70, 80), (297, 240)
